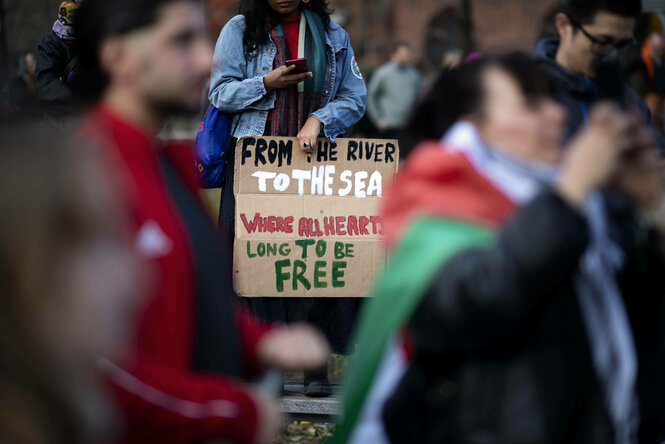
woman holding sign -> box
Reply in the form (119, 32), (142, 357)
(210, 0), (367, 395)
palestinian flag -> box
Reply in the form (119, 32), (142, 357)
(333, 142), (517, 444)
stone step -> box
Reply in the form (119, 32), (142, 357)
(279, 381), (342, 422)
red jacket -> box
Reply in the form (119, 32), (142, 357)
(80, 106), (271, 444)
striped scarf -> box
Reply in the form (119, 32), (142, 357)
(268, 9), (328, 136)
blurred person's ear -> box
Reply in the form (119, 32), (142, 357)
(99, 37), (125, 81)
(555, 13), (573, 41)
(99, 35), (143, 86)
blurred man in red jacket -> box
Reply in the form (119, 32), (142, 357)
(74, 0), (330, 442)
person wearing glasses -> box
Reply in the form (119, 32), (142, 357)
(533, 0), (665, 150)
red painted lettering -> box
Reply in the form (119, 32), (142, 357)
(313, 219), (324, 236)
(285, 216), (294, 233)
(347, 216), (359, 236)
(298, 217), (309, 237)
(359, 216), (370, 235)
(324, 216), (336, 236)
(240, 213), (259, 234)
(336, 216), (347, 235)
(370, 216), (382, 234)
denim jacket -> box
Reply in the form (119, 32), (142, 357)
(208, 14), (366, 141)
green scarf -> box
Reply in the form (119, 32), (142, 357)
(268, 9), (329, 136)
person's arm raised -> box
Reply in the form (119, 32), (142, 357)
(557, 103), (631, 209)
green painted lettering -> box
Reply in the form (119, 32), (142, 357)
(279, 243), (291, 256)
(247, 241), (256, 258)
(332, 261), (347, 288)
(275, 260), (291, 292)
(315, 240), (327, 258)
(295, 239), (316, 258)
(334, 241), (345, 259)
(345, 243), (355, 258)
(314, 261), (328, 288)
(293, 260), (312, 290)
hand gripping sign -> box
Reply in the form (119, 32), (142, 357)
(233, 136), (399, 297)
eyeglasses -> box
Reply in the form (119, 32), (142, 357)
(569, 17), (637, 57)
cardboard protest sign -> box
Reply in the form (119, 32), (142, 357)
(233, 136), (398, 297)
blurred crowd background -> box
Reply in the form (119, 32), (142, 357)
(1, 1), (665, 443)
(4, 0), (665, 131)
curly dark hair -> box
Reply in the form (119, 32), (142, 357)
(240, 0), (333, 55)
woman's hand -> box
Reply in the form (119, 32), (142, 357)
(557, 103), (631, 208)
(297, 116), (322, 153)
(256, 323), (330, 372)
(263, 64), (312, 92)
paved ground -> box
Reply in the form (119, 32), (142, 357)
(280, 381), (342, 422)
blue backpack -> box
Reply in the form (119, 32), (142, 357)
(194, 103), (232, 188)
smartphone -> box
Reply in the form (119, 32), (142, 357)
(594, 58), (626, 110)
(285, 58), (309, 74)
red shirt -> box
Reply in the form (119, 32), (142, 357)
(79, 106), (271, 444)
(282, 15), (300, 60)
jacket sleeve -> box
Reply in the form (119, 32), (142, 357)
(365, 67), (385, 125)
(100, 354), (261, 444)
(410, 190), (589, 356)
(208, 17), (276, 113)
(311, 30), (367, 141)
(36, 33), (73, 109)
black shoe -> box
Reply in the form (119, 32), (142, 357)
(303, 379), (332, 397)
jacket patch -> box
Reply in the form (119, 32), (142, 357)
(351, 57), (363, 80)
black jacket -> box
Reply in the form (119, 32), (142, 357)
(383, 190), (665, 444)
(35, 31), (79, 117)
(532, 38), (665, 152)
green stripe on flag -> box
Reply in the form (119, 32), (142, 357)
(333, 217), (494, 443)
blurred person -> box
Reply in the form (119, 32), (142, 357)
(532, 0), (665, 150)
(624, 40), (649, 98)
(36, 1), (83, 132)
(0, 122), (139, 443)
(366, 42), (422, 140)
(335, 54), (665, 444)
(641, 33), (665, 128)
(4, 51), (40, 118)
(74, 0), (330, 442)
(209, 0), (366, 396)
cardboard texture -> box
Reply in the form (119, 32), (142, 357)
(233, 136), (398, 297)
